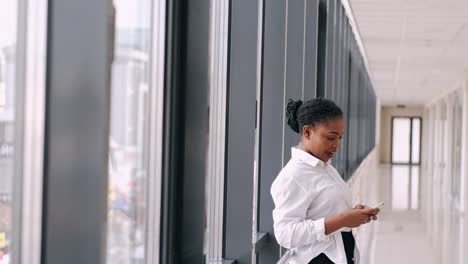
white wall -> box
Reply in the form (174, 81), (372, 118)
(459, 82), (468, 264)
(422, 81), (468, 264)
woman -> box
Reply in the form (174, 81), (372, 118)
(271, 98), (379, 264)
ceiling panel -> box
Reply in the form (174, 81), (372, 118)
(351, 0), (468, 105)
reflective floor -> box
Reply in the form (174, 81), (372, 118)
(371, 211), (436, 264)
(365, 164), (461, 264)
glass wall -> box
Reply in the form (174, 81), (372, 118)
(107, 0), (151, 263)
(0, 1), (17, 263)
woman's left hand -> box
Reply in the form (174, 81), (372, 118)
(353, 204), (379, 221)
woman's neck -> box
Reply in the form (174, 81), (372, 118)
(298, 141), (325, 162)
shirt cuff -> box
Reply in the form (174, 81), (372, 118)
(314, 218), (327, 241)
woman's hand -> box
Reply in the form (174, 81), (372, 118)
(353, 204), (379, 221)
(324, 205), (380, 234)
(340, 206), (380, 228)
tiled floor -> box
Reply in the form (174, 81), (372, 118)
(370, 211), (436, 264)
(367, 164), (438, 264)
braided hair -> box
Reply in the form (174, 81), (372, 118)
(286, 97), (343, 134)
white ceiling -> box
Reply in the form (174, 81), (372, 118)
(350, 0), (468, 106)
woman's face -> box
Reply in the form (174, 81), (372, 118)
(301, 117), (345, 162)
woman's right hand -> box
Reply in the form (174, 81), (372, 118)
(341, 207), (380, 228)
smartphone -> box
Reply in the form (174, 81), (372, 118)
(373, 202), (384, 209)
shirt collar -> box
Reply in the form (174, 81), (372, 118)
(291, 146), (329, 167)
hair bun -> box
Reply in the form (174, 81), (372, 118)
(286, 99), (303, 133)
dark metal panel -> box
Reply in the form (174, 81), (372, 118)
(341, 9), (349, 179)
(366, 83), (371, 154)
(347, 52), (360, 174)
(353, 65), (361, 172)
(283, 0), (306, 164)
(346, 30), (354, 178)
(224, 0), (259, 262)
(160, 0), (182, 262)
(342, 14), (351, 179)
(365, 78), (371, 155)
(357, 72), (364, 161)
(303, 0), (319, 99)
(287, 0), (306, 101)
(160, 0), (211, 263)
(324, 0), (335, 99)
(371, 91), (376, 148)
(341, 7), (347, 177)
(316, 0), (328, 97)
(357, 80), (363, 160)
(334, 5), (343, 175)
(346, 50), (354, 179)
(177, 0), (211, 262)
(363, 77), (369, 156)
(338, 6), (347, 177)
(257, 0), (286, 262)
(286, 0), (305, 100)
(42, 0), (111, 263)
(333, 2), (341, 104)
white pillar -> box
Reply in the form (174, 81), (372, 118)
(425, 107), (434, 238)
(460, 81), (468, 264)
(433, 102), (443, 258)
(442, 95), (455, 263)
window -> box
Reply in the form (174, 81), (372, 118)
(107, 0), (152, 263)
(316, 0), (328, 97)
(391, 117), (421, 165)
(391, 118), (411, 163)
(204, 0), (229, 261)
(0, 1), (17, 262)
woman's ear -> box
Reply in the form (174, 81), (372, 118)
(302, 125), (312, 140)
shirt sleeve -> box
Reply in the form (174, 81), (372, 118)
(271, 177), (329, 249)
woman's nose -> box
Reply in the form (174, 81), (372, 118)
(334, 139), (341, 148)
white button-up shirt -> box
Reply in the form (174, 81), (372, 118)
(271, 147), (356, 264)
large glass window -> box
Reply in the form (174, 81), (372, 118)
(0, 1), (17, 263)
(391, 118), (411, 163)
(391, 117), (421, 165)
(107, 0), (151, 263)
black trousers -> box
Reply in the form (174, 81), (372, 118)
(308, 232), (355, 264)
